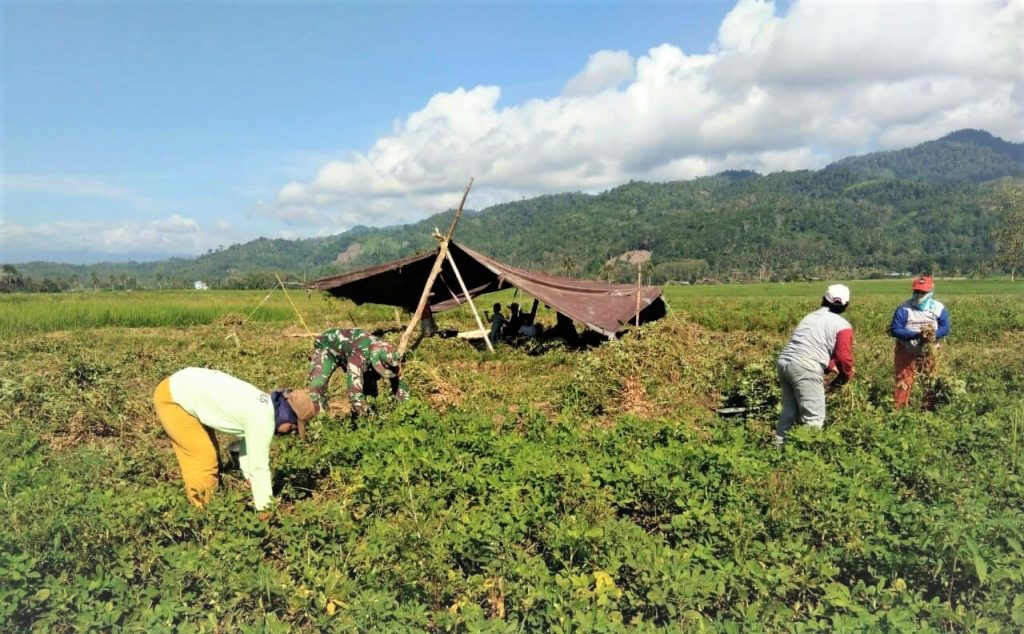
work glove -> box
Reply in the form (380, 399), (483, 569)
(824, 374), (847, 394)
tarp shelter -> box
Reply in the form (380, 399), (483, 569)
(309, 241), (667, 338)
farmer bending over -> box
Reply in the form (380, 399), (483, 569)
(153, 367), (314, 510)
(775, 284), (855, 447)
(307, 328), (409, 417)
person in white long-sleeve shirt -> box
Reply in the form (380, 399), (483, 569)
(153, 367), (315, 510)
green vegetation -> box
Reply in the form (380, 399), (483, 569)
(991, 183), (1024, 280)
(7, 130), (1024, 289)
(0, 290), (302, 337)
(831, 129), (1024, 183)
(3, 280), (1023, 631)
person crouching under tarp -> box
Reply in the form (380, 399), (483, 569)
(153, 367), (315, 510)
(307, 328), (410, 418)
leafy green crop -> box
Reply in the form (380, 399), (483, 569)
(2, 280), (1023, 632)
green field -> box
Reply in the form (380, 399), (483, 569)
(2, 280), (1023, 632)
(0, 289), (345, 336)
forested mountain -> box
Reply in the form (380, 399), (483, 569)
(8, 129), (1024, 289)
(829, 129), (1024, 183)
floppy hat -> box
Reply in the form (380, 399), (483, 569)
(824, 284), (851, 306)
(284, 389), (316, 437)
(911, 275), (934, 292)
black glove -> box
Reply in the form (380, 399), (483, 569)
(828, 375), (850, 393)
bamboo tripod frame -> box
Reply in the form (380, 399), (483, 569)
(398, 178), (494, 355)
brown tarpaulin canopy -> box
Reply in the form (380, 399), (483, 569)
(309, 241), (666, 337)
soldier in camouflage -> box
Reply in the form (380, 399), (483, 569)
(306, 328), (409, 417)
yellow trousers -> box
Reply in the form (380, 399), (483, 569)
(153, 378), (221, 507)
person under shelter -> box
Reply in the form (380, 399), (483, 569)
(549, 312), (580, 346)
(484, 303), (506, 345)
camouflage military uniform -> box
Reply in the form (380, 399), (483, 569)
(307, 328), (409, 416)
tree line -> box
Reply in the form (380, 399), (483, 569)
(6, 130), (1023, 291)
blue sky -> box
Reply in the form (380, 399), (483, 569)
(2, 0), (1021, 264)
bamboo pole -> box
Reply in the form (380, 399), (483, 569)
(225, 285), (277, 346)
(398, 178), (474, 356)
(635, 265), (642, 327)
(276, 273), (314, 337)
(445, 249), (494, 353)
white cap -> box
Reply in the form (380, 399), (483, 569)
(824, 284), (850, 306)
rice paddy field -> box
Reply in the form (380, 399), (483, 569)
(2, 279), (1023, 632)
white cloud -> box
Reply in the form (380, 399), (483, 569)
(1, 174), (164, 212)
(563, 50), (635, 97)
(151, 214), (200, 234)
(0, 214), (225, 262)
(714, 0), (779, 54)
(269, 0), (1023, 233)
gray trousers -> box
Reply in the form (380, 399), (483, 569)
(776, 357), (825, 439)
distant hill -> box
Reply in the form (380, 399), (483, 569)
(828, 129), (1024, 183)
(8, 129), (1024, 289)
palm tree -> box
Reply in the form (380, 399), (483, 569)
(599, 262), (616, 283)
(561, 254), (578, 278)
(0, 265), (22, 292)
(1, 264), (20, 287)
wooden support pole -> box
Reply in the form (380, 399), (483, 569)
(277, 273), (314, 337)
(635, 265), (642, 328)
(445, 249), (494, 353)
(398, 178), (474, 356)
